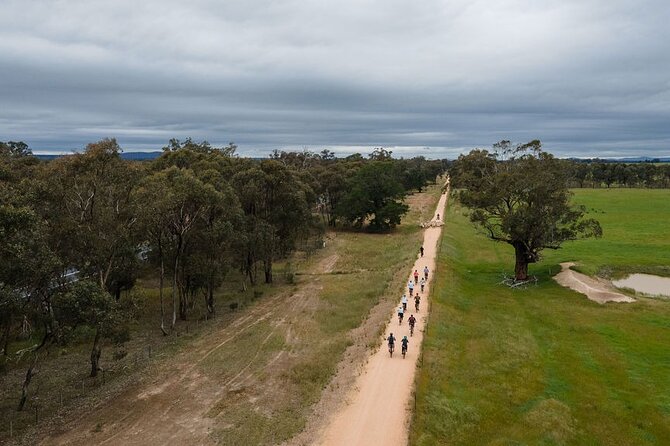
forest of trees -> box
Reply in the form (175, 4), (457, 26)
(564, 160), (670, 188)
(0, 138), (445, 409)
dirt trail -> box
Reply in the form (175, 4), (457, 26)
(315, 184), (449, 446)
(39, 253), (335, 446)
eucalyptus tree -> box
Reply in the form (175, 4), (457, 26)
(232, 160), (313, 284)
(134, 172), (173, 334)
(141, 167), (237, 323)
(452, 140), (602, 281)
(38, 138), (142, 293)
(187, 180), (242, 315)
(53, 280), (124, 377)
(0, 204), (60, 410)
(335, 161), (409, 232)
(310, 163), (349, 227)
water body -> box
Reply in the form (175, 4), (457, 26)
(612, 274), (670, 297)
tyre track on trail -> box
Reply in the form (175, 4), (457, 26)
(40, 254), (336, 446)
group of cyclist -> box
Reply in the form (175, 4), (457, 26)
(387, 259), (429, 358)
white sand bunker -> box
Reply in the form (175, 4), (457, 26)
(554, 262), (635, 304)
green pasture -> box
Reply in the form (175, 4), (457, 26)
(545, 188), (670, 278)
(412, 189), (670, 445)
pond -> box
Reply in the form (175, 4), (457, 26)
(612, 273), (670, 297)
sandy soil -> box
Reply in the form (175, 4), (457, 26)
(554, 262), (635, 304)
(36, 252), (336, 446)
(314, 184), (450, 446)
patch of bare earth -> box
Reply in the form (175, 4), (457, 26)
(33, 251), (338, 446)
(554, 262), (635, 304)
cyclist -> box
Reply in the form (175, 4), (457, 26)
(419, 246), (424, 257)
(413, 269), (419, 284)
(420, 277), (426, 293)
(387, 333), (396, 356)
(408, 280), (414, 297)
(401, 294), (408, 311)
(423, 265), (429, 280)
(414, 294), (421, 311)
(397, 305), (404, 325)
(408, 314), (416, 336)
(401, 335), (409, 358)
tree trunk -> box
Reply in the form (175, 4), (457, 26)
(264, 259), (273, 284)
(1, 322), (10, 356)
(513, 242), (530, 281)
(179, 294), (188, 321)
(17, 329), (52, 411)
(172, 242), (180, 329)
(159, 243), (167, 335)
(18, 352), (39, 411)
(246, 251), (256, 285)
(206, 285), (215, 315)
(90, 327), (102, 377)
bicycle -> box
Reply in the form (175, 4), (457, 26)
(402, 344), (407, 358)
(388, 343), (394, 357)
(409, 323), (415, 337)
(398, 313), (404, 325)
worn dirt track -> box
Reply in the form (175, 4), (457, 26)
(39, 253), (334, 446)
(554, 262), (635, 304)
(316, 185), (449, 446)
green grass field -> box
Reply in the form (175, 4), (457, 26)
(544, 189), (670, 278)
(412, 188), (670, 446)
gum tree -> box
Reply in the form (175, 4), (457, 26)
(452, 140), (602, 281)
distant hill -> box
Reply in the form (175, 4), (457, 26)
(32, 152), (670, 163)
(36, 151), (163, 161)
(567, 156), (670, 163)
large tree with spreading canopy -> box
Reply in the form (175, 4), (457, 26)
(452, 140), (602, 281)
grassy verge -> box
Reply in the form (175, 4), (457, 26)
(412, 191), (670, 446)
(208, 183), (443, 445)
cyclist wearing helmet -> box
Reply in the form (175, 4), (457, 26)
(401, 335), (409, 357)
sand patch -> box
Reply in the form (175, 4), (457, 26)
(554, 262), (635, 304)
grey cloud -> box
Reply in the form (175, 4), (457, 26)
(1, 0), (669, 157)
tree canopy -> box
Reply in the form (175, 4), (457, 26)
(0, 138), (445, 409)
(451, 140), (602, 281)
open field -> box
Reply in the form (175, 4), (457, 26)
(0, 182), (442, 445)
(544, 188), (670, 278)
(412, 189), (670, 445)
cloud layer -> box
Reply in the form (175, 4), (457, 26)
(1, 0), (669, 157)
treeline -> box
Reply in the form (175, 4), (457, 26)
(564, 160), (670, 188)
(0, 138), (444, 408)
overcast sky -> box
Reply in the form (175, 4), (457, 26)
(1, 0), (669, 158)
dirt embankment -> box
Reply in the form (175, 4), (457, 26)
(554, 262), (635, 304)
